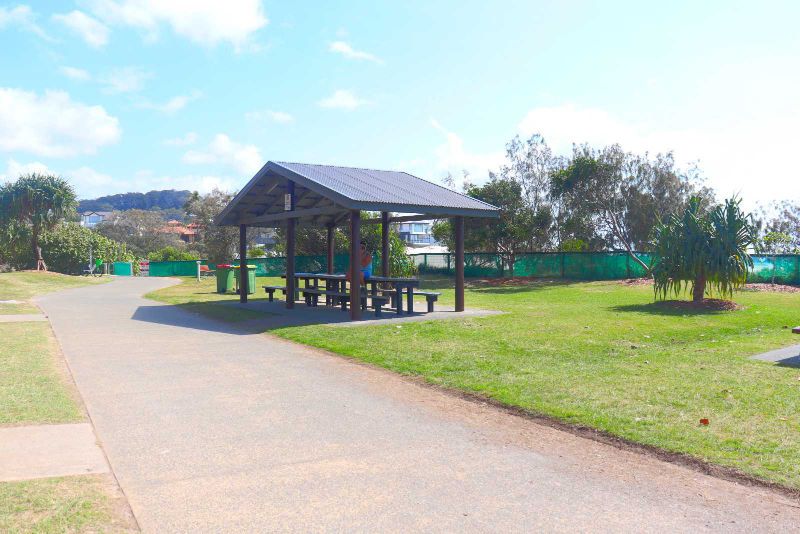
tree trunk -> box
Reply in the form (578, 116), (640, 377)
(693, 273), (706, 303)
(31, 231), (46, 271)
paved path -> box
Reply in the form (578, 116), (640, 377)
(38, 278), (800, 532)
(0, 423), (108, 482)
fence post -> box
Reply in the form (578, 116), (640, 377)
(447, 253), (451, 273)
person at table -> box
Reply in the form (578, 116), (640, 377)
(346, 242), (372, 285)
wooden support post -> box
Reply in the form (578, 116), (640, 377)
(381, 211), (390, 277)
(326, 224), (335, 274)
(286, 181), (296, 309)
(454, 216), (465, 312)
(239, 224), (248, 303)
(349, 210), (362, 320)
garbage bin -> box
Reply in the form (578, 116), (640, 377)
(216, 264), (235, 293)
(234, 265), (256, 295)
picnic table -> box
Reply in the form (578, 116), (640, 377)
(281, 273), (422, 314)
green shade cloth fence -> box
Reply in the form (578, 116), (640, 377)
(146, 253), (800, 284)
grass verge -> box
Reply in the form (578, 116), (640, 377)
(0, 272), (136, 532)
(149, 275), (800, 489)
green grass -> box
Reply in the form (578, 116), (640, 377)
(0, 272), (134, 532)
(0, 272), (108, 315)
(0, 322), (83, 425)
(149, 275), (800, 489)
(0, 476), (134, 533)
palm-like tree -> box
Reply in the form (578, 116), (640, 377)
(651, 196), (758, 303)
(0, 173), (77, 271)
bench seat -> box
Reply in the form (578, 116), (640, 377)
(379, 289), (441, 312)
(262, 285), (286, 302)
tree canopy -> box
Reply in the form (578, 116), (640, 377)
(0, 173), (78, 270)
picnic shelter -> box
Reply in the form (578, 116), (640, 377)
(215, 161), (499, 319)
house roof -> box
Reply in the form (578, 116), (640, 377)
(215, 161), (499, 227)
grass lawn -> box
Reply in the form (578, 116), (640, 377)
(0, 272), (135, 532)
(0, 271), (108, 314)
(150, 275), (800, 489)
(0, 476), (135, 534)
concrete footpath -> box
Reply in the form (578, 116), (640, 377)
(37, 278), (800, 532)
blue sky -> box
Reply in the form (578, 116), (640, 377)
(1, 1), (798, 208)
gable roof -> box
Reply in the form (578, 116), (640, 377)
(215, 161), (499, 227)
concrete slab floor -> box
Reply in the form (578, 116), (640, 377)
(750, 343), (800, 368)
(221, 298), (503, 328)
(0, 423), (109, 482)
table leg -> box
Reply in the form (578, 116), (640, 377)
(406, 286), (414, 313)
(395, 287), (403, 314)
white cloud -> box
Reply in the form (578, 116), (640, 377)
(1, 158), (52, 183)
(138, 90), (201, 114)
(163, 132), (198, 146)
(0, 4), (51, 40)
(430, 119), (504, 186)
(85, 0), (268, 49)
(516, 103), (800, 207)
(328, 41), (382, 63)
(1, 159), (114, 198)
(318, 90), (367, 111)
(0, 88), (121, 158)
(59, 66), (91, 81)
(52, 10), (109, 47)
(245, 109), (293, 123)
(99, 66), (152, 93)
(182, 134), (262, 175)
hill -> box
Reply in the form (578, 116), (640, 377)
(78, 190), (192, 213)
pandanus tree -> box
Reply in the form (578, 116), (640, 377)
(0, 173), (77, 271)
(651, 196), (758, 303)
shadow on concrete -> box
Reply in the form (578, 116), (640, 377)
(130, 304), (257, 335)
(132, 298), (502, 334)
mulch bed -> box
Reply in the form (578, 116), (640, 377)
(741, 283), (800, 293)
(655, 299), (743, 311)
(467, 277), (561, 288)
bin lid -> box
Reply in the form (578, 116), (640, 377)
(232, 265), (257, 269)
(217, 264), (232, 268)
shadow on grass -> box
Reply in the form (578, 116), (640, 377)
(611, 302), (734, 316)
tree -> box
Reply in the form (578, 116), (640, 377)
(651, 197), (758, 303)
(551, 145), (707, 272)
(147, 246), (200, 262)
(464, 177), (539, 276)
(183, 189), (250, 263)
(0, 173), (77, 271)
(95, 209), (183, 257)
(761, 200), (800, 251)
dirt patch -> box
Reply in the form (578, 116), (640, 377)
(620, 277), (652, 287)
(467, 277), (561, 288)
(656, 298), (743, 311)
(743, 283), (800, 293)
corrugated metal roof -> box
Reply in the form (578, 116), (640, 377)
(214, 161), (499, 226)
(272, 161), (497, 212)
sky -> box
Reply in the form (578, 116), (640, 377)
(1, 1), (798, 210)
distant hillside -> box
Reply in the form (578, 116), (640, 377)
(78, 189), (192, 213)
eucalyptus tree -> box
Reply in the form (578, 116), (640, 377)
(0, 173), (77, 271)
(651, 197), (758, 303)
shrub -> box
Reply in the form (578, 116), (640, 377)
(147, 246), (200, 262)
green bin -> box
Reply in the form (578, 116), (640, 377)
(234, 265), (256, 295)
(216, 264), (235, 293)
